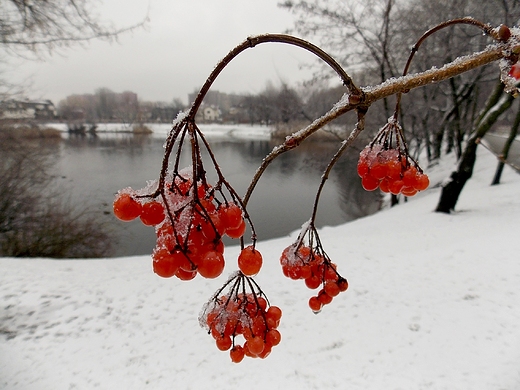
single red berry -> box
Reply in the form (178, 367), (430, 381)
(369, 162), (387, 180)
(198, 250), (225, 279)
(401, 186), (418, 197)
(389, 179), (404, 195)
(402, 166), (418, 188)
(308, 296), (322, 313)
(113, 193), (142, 221)
(152, 248), (180, 278)
(175, 267), (197, 281)
(140, 201), (165, 226)
(219, 203), (243, 230)
(337, 278), (349, 292)
(324, 281), (341, 297)
(266, 329), (281, 347)
(305, 276), (321, 290)
(238, 246), (263, 276)
(386, 158), (402, 180)
(357, 159), (369, 177)
(247, 336), (265, 356)
(361, 175), (380, 191)
(257, 342), (272, 359)
(414, 173), (430, 191)
(379, 178), (391, 193)
(215, 335), (232, 351)
(265, 306), (282, 329)
(230, 345), (245, 363)
(225, 218), (246, 239)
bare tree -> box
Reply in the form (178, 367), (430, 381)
(0, 127), (113, 257)
(0, 1), (145, 257)
(0, 0), (147, 58)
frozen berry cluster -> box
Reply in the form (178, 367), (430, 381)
(357, 119), (429, 196)
(113, 168), (249, 280)
(200, 272), (282, 362)
(280, 243), (348, 313)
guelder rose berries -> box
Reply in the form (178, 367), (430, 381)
(280, 224), (348, 313)
(281, 243), (348, 313)
(113, 170), (249, 281)
(200, 272), (282, 362)
(358, 119), (429, 196)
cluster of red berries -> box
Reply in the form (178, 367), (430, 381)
(357, 144), (430, 196)
(200, 278), (282, 362)
(280, 243), (348, 313)
(113, 170), (249, 280)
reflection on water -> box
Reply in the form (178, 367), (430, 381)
(52, 131), (381, 257)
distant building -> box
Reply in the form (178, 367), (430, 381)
(202, 105), (221, 122)
(0, 99), (57, 120)
(188, 90), (245, 123)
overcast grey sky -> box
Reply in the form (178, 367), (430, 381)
(10, 0), (321, 105)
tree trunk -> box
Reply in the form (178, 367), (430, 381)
(435, 89), (514, 213)
(491, 101), (520, 185)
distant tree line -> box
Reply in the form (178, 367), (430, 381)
(56, 83), (355, 127)
(57, 88), (186, 124)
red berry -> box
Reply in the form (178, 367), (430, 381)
(308, 296), (322, 313)
(257, 342), (272, 359)
(113, 193), (142, 221)
(402, 166), (418, 187)
(379, 178), (391, 193)
(219, 203), (243, 230)
(175, 267), (197, 281)
(265, 306), (282, 328)
(389, 179), (404, 195)
(324, 281), (341, 297)
(215, 335), (232, 351)
(198, 250), (225, 279)
(369, 162), (387, 180)
(414, 173), (430, 191)
(305, 276), (321, 290)
(238, 246), (263, 276)
(509, 62), (520, 79)
(337, 278), (349, 292)
(230, 345), (245, 363)
(386, 159), (402, 180)
(357, 160), (369, 177)
(401, 186), (418, 197)
(247, 336), (265, 356)
(318, 289), (333, 305)
(152, 248), (180, 278)
(140, 201), (165, 226)
(225, 218), (246, 239)
(361, 175), (380, 191)
(266, 329), (281, 347)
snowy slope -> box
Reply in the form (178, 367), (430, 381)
(1, 147), (519, 390)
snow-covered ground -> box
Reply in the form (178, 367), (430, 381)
(1, 146), (519, 390)
(47, 122), (273, 140)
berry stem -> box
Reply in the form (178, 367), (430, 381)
(189, 34), (360, 119)
(309, 109), (367, 226)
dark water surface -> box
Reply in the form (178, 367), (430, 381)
(52, 130), (381, 257)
